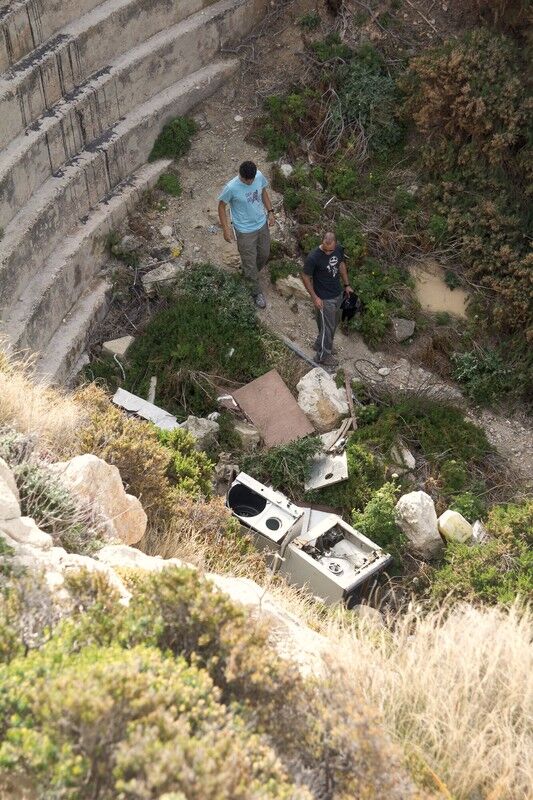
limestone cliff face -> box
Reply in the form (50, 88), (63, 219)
(0, 0), (270, 384)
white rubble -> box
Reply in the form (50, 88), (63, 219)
(279, 163), (294, 178)
(390, 442), (416, 474)
(182, 415), (219, 451)
(0, 457), (19, 500)
(438, 509), (473, 544)
(472, 519), (490, 543)
(297, 367), (349, 433)
(275, 274), (309, 302)
(233, 420), (261, 451)
(142, 261), (184, 295)
(50, 454), (147, 545)
(391, 318), (416, 342)
(102, 335), (135, 358)
(394, 490), (444, 559)
(0, 475), (21, 521)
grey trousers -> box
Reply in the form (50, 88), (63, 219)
(235, 222), (271, 296)
(314, 294), (343, 359)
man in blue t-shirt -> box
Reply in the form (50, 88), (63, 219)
(218, 160), (275, 308)
(301, 231), (354, 367)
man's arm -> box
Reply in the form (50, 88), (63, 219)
(218, 200), (233, 243)
(300, 271), (323, 310)
(339, 261), (353, 293)
(262, 187), (275, 227)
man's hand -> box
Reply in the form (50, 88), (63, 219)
(344, 285), (354, 294)
(267, 212), (275, 228)
(313, 295), (324, 311)
(223, 228), (233, 244)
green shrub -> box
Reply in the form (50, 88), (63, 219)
(334, 44), (404, 157)
(336, 217), (366, 263)
(107, 230), (140, 267)
(242, 437), (322, 497)
(306, 440), (385, 515)
(269, 258), (300, 283)
(449, 491), (486, 522)
(451, 348), (514, 405)
(486, 500), (533, 546)
(156, 172), (182, 196)
(431, 539), (533, 605)
(327, 164), (359, 199)
(311, 33), (352, 62)
(352, 482), (405, 567)
(149, 116), (197, 161)
(13, 462), (103, 555)
(156, 428), (214, 498)
(299, 11), (320, 29)
(354, 297), (391, 346)
(179, 263), (256, 328)
(0, 643), (301, 800)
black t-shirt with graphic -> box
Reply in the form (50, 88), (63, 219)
(303, 244), (345, 300)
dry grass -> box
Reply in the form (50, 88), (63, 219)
(0, 348), (80, 457)
(323, 601), (533, 800)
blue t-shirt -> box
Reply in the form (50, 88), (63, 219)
(218, 171), (268, 233)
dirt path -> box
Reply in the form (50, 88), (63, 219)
(141, 0), (533, 485)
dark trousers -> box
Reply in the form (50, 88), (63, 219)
(314, 294), (343, 359)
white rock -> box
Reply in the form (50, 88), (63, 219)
(160, 225), (173, 238)
(0, 475), (21, 521)
(472, 520), (490, 543)
(97, 544), (182, 571)
(390, 442), (416, 473)
(181, 416), (219, 451)
(102, 335), (135, 358)
(233, 114), (244, 122)
(279, 163), (294, 178)
(0, 457), (19, 501)
(391, 318), (416, 342)
(0, 517), (53, 549)
(275, 274), (309, 301)
(141, 261), (184, 295)
(297, 368), (348, 433)
(233, 420), (261, 451)
(378, 367), (390, 376)
(394, 491), (443, 559)
(50, 454), (147, 546)
(438, 509), (473, 544)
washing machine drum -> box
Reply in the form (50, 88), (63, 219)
(227, 483), (267, 518)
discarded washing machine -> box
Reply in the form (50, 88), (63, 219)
(227, 473), (393, 606)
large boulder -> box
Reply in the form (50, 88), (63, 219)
(275, 274), (309, 302)
(50, 454), (147, 545)
(0, 475), (21, 521)
(181, 415), (219, 451)
(391, 317), (415, 342)
(394, 491), (443, 559)
(97, 544), (182, 571)
(1, 517), (53, 549)
(296, 367), (348, 433)
(233, 420), (261, 451)
(438, 509), (473, 544)
(390, 441), (416, 475)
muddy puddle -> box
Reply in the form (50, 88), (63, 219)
(410, 261), (469, 318)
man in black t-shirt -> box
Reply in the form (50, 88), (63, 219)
(300, 231), (354, 366)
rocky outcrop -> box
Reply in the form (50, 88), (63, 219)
(0, 473), (21, 521)
(297, 367), (349, 433)
(182, 416), (220, 451)
(394, 490), (444, 559)
(438, 510), (473, 544)
(50, 454), (147, 545)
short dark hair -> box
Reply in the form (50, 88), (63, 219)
(239, 160), (257, 180)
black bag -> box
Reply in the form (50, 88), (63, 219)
(340, 291), (362, 322)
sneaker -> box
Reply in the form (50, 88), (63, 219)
(254, 292), (266, 309)
(317, 353), (338, 367)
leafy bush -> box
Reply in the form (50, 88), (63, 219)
(0, 643), (302, 799)
(257, 91), (316, 160)
(486, 500), (533, 546)
(299, 12), (320, 30)
(179, 263), (256, 328)
(156, 428), (214, 498)
(335, 216), (366, 263)
(327, 163), (359, 199)
(13, 462), (103, 555)
(311, 33), (352, 62)
(334, 44), (404, 157)
(156, 172), (182, 196)
(355, 297), (391, 345)
(269, 258), (300, 284)
(148, 116), (197, 161)
(242, 436), (322, 497)
(449, 491), (486, 522)
(451, 348), (514, 405)
(352, 482), (405, 566)
(306, 440), (385, 515)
